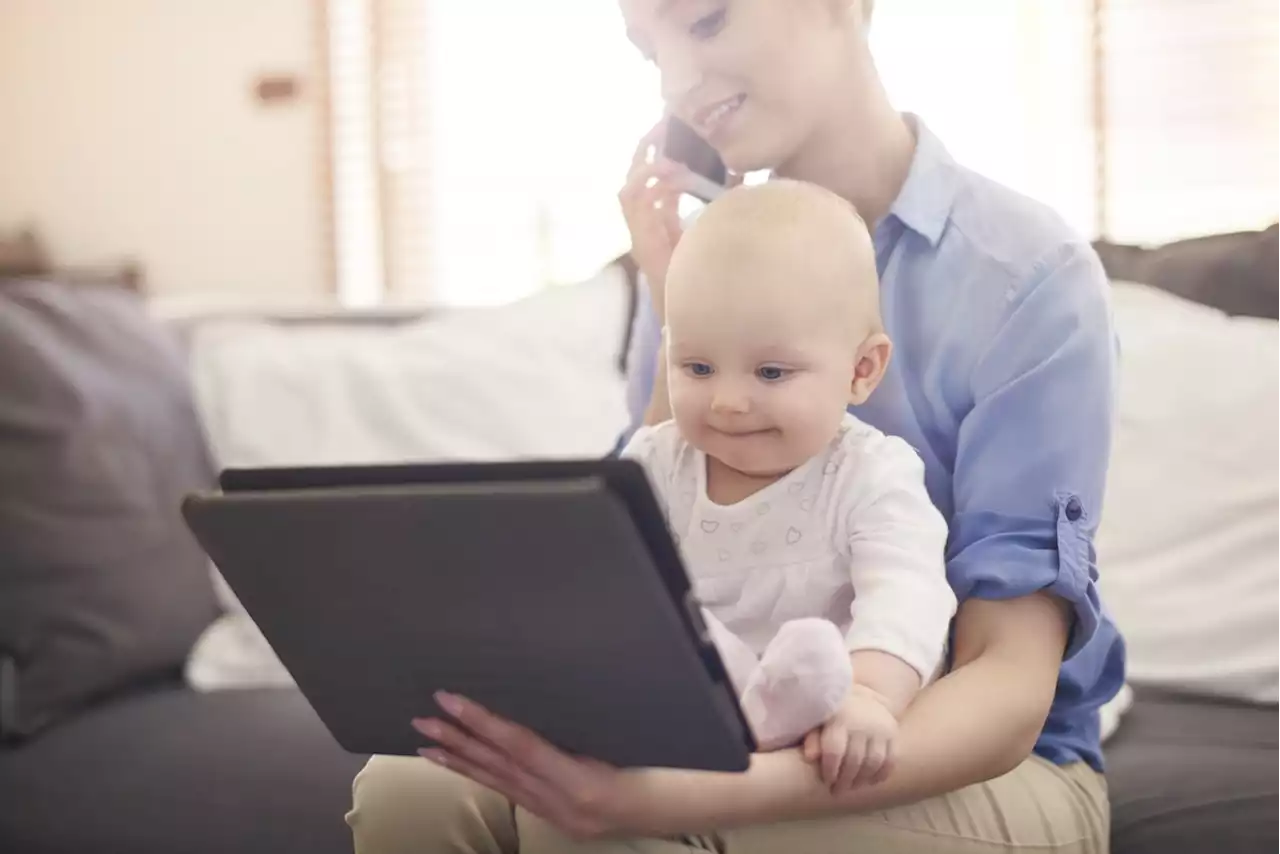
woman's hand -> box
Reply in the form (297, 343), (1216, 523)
(617, 120), (700, 316)
(618, 121), (684, 311)
(411, 691), (652, 841)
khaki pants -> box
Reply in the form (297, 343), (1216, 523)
(347, 753), (1109, 854)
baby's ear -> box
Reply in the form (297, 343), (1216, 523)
(848, 333), (892, 405)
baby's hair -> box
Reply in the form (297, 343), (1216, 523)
(693, 179), (872, 247)
(670, 179), (884, 342)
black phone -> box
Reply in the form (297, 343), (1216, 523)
(662, 117), (729, 203)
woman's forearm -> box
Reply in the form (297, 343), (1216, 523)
(631, 654), (1035, 832)
(643, 331), (671, 426)
(628, 595), (1068, 835)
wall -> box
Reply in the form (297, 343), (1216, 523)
(0, 0), (328, 301)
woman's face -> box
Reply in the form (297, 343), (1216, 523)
(619, 0), (856, 174)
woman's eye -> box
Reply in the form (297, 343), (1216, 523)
(689, 8), (727, 40)
(757, 366), (788, 381)
(686, 362), (714, 377)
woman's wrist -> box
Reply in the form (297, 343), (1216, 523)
(644, 270), (667, 324)
(613, 756), (787, 835)
(617, 751), (889, 836)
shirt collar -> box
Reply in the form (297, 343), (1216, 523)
(886, 114), (961, 247)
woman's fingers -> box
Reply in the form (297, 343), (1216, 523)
(629, 118), (668, 174)
(412, 695), (629, 843)
(435, 694), (550, 766)
(413, 715), (544, 791)
(419, 747), (580, 833)
(432, 692), (609, 799)
(620, 160), (684, 210)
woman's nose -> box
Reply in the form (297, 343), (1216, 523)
(659, 47), (702, 108)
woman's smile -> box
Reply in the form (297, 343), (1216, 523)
(691, 93), (747, 142)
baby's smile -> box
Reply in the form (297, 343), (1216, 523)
(711, 426), (778, 438)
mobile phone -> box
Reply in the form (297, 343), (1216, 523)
(662, 117), (729, 203)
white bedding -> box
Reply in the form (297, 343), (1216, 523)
(1097, 281), (1279, 704)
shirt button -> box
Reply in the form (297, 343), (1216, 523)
(1065, 497), (1083, 522)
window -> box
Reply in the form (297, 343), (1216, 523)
(326, 0), (1278, 306)
(871, 0), (1099, 233)
(1097, 0), (1278, 242)
(327, 0), (658, 306)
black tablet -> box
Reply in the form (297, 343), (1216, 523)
(183, 459), (755, 771)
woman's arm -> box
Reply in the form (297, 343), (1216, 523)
(643, 327), (672, 426)
(627, 592), (1068, 833)
(619, 272), (670, 439)
(414, 593), (1069, 839)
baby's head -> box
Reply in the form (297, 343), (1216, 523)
(664, 180), (890, 477)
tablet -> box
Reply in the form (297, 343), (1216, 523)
(182, 459), (756, 772)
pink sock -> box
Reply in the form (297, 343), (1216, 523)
(704, 613), (853, 752)
(701, 608), (760, 696)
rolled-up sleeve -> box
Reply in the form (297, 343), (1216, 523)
(948, 242), (1117, 660)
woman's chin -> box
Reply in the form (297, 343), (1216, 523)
(716, 132), (783, 177)
(720, 147), (774, 178)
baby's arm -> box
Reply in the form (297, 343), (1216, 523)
(808, 436), (956, 790)
(847, 649), (921, 717)
(840, 436), (956, 700)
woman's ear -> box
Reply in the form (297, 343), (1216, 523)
(848, 332), (892, 405)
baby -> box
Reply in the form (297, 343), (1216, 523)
(623, 180), (957, 791)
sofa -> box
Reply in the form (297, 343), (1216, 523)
(1, 228), (1276, 854)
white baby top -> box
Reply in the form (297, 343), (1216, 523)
(623, 413), (956, 683)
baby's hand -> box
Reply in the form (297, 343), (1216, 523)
(802, 684), (898, 793)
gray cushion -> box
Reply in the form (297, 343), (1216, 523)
(1094, 225), (1278, 320)
(0, 681), (367, 854)
(1105, 690), (1278, 854)
(0, 279), (221, 740)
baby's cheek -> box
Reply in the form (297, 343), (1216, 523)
(668, 383), (708, 435)
(777, 385), (840, 432)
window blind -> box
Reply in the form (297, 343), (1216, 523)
(1097, 0), (1278, 243)
(325, 0), (385, 306)
(326, 0), (1277, 305)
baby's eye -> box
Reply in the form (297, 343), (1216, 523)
(685, 362), (714, 377)
(756, 365), (790, 382)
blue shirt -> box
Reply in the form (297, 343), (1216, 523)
(620, 117), (1126, 772)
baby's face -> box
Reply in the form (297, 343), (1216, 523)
(666, 268), (863, 478)
(663, 179), (884, 478)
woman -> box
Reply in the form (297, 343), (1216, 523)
(347, 1), (1125, 851)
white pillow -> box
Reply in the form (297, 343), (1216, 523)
(1097, 281), (1278, 703)
(188, 268), (630, 468)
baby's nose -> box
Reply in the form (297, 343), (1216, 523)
(711, 387), (751, 414)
